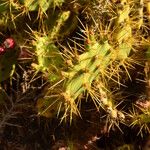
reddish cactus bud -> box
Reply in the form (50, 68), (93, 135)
(0, 46), (6, 55)
(3, 38), (15, 49)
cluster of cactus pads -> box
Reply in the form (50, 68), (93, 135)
(0, 0), (150, 149)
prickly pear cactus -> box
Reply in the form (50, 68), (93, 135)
(1, 0), (150, 149)
(33, 35), (63, 82)
(37, 0), (134, 122)
(32, 11), (71, 82)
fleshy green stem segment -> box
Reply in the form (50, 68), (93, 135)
(61, 0), (132, 119)
(33, 11), (70, 82)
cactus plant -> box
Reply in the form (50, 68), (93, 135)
(36, 0), (134, 123)
(0, 0), (150, 149)
(32, 11), (71, 82)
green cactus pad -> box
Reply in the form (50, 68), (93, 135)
(33, 36), (63, 82)
(64, 37), (111, 102)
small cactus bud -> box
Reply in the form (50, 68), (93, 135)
(3, 38), (15, 49)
